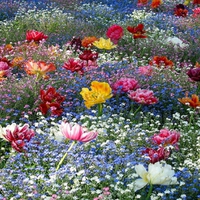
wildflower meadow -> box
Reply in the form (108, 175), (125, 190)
(0, 0), (200, 199)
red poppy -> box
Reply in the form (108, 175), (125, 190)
(26, 30), (48, 42)
(62, 58), (84, 75)
(39, 87), (65, 116)
(79, 50), (98, 61)
(127, 24), (147, 39)
(174, 4), (188, 17)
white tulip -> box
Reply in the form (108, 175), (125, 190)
(134, 161), (178, 191)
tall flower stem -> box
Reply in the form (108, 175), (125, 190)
(56, 141), (76, 171)
(98, 103), (103, 117)
(130, 104), (142, 119)
(145, 184), (153, 200)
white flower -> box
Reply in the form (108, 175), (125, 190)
(166, 36), (188, 49)
(134, 161), (178, 191)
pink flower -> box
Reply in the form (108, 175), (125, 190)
(106, 24), (124, 44)
(0, 61), (10, 78)
(128, 88), (158, 104)
(142, 147), (171, 164)
(138, 65), (153, 76)
(112, 77), (139, 93)
(192, 7), (200, 17)
(152, 128), (180, 148)
(60, 122), (98, 142)
(3, 123), (35, 152)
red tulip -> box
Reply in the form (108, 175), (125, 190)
(26, 30), (48, 42)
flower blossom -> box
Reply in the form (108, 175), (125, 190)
(142, 147), (171, 164)
(24, 59), (56, 80)
(81, 36), (98, 48)
(79, 50), (98, 62)
(187, 63), (200, 81)
(80, 81), (113, 109)
(192, 7), (200, 17)
(106, 24), (124, 44)
(112, 77), (140, 94)
(134, 161), (178, 191)
(60, 122), (98, 142)
(26, 30), (48, 42)
(174, 4), (188, 17)
(62, 58), (84, 75)
(127, 24), (147, 39)
(151, 0), (162, 8)
(149, 56), (174, 68)
(2, 123), (35, 152)
(39, 87), (65, 116)
(178, 94), (200, 109)
(128, 88), (158, 105)
(0, 61), (10, 81)
(152, 128), (180, 148)
(93, 37), (117, 50)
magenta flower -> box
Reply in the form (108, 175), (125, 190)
(142, 147), (171, 164)
(128, 88), (158, 104)
(106, 24), (124, 44)
(60, 122), (98, 143)
(152, 128), (180, 148)
(3, 123), (35, 152)
(112, 77), (139, 94)
(0, 61), (10, 80)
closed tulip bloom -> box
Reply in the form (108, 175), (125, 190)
(134, 161), (178, 191)
(60, 122), (98, 142)
(187, 67), (200, 82)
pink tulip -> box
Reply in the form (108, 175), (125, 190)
(60, 122), (98, 142)
(128, 88), (158, 105)
(138, 65), (153, 76)
(112, 77), (139, 93)
(3, 123), (35, 152)
(152, 128), (180, 148)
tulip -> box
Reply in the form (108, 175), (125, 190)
(106, 24), (124, 44)
(134, 161), (178, 195)
(93, 37), (117, 50)
(128, 88), (158, 105)
(56, 122), (98, 170)
(2, 123), (35, 152)
(127, 23), (147, 39)
(26, 30), (48, 42)
(152, 128), (180, 147)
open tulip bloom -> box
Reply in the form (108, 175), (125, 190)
(56, 122), (98, 170)
(134, 161), (178, 196)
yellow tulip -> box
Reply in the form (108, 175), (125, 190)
(80, 81), (113, 109)
(93, 37), (117, 50)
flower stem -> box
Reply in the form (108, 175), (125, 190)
(98, 103), (103, 117)
(145, 184), (153, 200)
(56, 141), (76, 171)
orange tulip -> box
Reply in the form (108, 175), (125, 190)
(178, 94), (200, 109)
(81, 36), (98, 48)
(151, 0), (162, 8)
(149, 56), (174, 69)
(24, 60), (56, 80)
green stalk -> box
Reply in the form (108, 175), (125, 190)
(145, 184), (153, 200)
(98, 103), (103, 117)
(56, 141), (76, 171)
